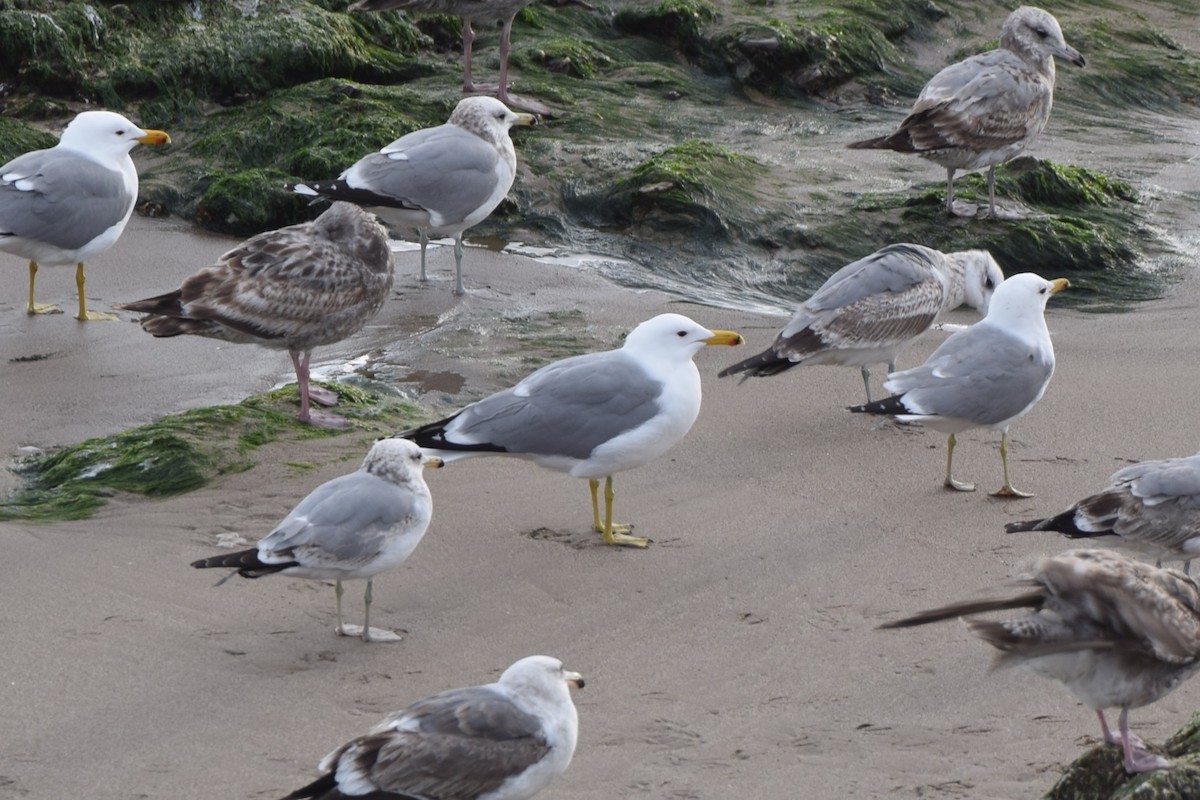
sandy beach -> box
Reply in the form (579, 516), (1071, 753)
(2, 216), (1200, 799)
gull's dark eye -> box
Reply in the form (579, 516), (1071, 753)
(1034, 26), (1049, 39)
(985, 277), (996, 289)
(676, 330), (688, 337)
(115, 129), (126, 135)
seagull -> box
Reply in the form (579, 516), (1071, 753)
(347, 0), (580, 116)
(1007, 452), (1200, 574)
(849, 273), (1068, 497)
(718, 244), (1004, 402)
(190, 438), (442, 643)
(398, 313), (744, 547)
(880, 548), (1200, 774)
(291, 96), (534, 296)
(847, 6), (1085, 218)
(280, 655), (583, 800)
(0, 110), (170, 320)
(118, 202), (393, 429)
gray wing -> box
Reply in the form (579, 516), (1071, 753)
(320, 686), (549, 798)
(258, 472), (415, 562)
(776, 244), (945, 357)
(902, 50), (1052, 153)
(885, 323), (1054, 425)
(447, 351), (662, 459)
(1089, 455), (1200, 555)
(345, 124), (503, 226)
(170, 203), (391, 347)
(0, 149), (132, 250)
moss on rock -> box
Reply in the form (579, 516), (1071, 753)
(0, 115), (56, 164)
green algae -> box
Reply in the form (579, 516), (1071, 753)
(0, 115), (55, 163)
(0, 384), (423, 523)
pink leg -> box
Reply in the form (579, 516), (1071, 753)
(1117, 708), (1172, 773)
(290, 350), (348, 429)
(461, 19), (498, 93)
(494, 15), (552, 115)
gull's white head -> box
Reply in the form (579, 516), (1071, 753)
(622, 313), (744, 360)
(499, 655), (586, 698)
(57, 110), (171, 160)
(364, 437), (444, 484)
(1002, 6), (1086, 69)
(449, 96), (537, 147)
(956, 250), (1005, 313)
(984, 272), (1069, 327)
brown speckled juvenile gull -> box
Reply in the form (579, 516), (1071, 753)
(348, 0), (581, 115)
(191, 438), (442, 643)
(718, 244), (1004, 402)
(848, 6), (1085, 218)
(1, 110), (170, 320)
(280, 655), (583, 800)
(849, 273), (1068, 497)
(292, 96), (534, 296)
(881, 549), (1200, 774)
(1007, 453), (1200, 574)
(117, 202), (391, 428)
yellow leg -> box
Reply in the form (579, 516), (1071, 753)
(74, 262), (117, 321)
(592, 476), (648, 548)
(943, 433), (976, 492)
(991, 431), (1033, 498)
(26, 260), (61, 315)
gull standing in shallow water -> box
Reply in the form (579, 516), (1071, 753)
(1007, 452), (1200, 574)
(118, 202), (393, 429)
(880, 549), (1200, 774)
(849, 273), (1068, 497)
(190, 438), (442, 643)
(718, 244), (1004, 402)
(848, 6), (1085, 218)
(0, 110), (170, 320)
(292, 96), (535, 296)
(399, 313), (744, 547)
(280, 655), (583, 800)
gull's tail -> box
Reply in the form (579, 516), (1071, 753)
(397, 411), (507, 458)
(190, 548), (297, 579)
(878, 587), (1045, 629)
(717, 347), (796, 381)
(847, 394), (907, 416)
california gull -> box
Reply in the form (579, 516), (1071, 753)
(118, 202), (393, 429)
(1007, 452), (1200, 574)
(848, 6), (1085, 218)
(281, 655), (583, 800)
(292, 96), (534, 296)
(1, 110), (170, 320)
(719, 244), (1004, 402)
(349, 0), (572, 115)
(398, 313), (744, 547)
(849, 272), (1068, 497)
(190, 438), (442, 643)
(881, 548), (1200, 773)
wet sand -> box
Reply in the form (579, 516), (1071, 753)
(2, 217), (1200, 799)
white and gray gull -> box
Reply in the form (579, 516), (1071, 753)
(291, 96), (535, 296)
(0, 110), (170, 320)
(849, 272), (1068, 497)
(881, 548), (1200, 774)
(118, 202), (393, 429)
(190, 438), (442, 642)
(719, 244), (1003, 402)
(399, 313), (743, 547)
(279, 655), (583, 800)
(848, 6), (1085, 219)
(1008, 452), (1200, 574)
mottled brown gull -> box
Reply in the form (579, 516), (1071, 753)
(881, 548), (1200, 774)
(191, 438), (442, 643)
(348, 0), (584, 115)
(0, 110), (170, 320)
(849, 273), (1068, 497)
(848, 6), (1085, 218)
(1008, 452), (1200, 574)
(280, 655), (583, 800)
(292, 96), (534, 296)
(718, 244), (1004, 402)
(118, 202), (392, 429)
(399, 313), (744, 547)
